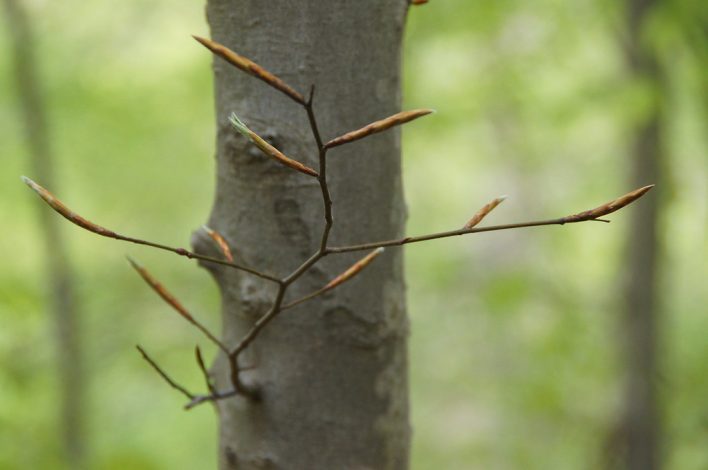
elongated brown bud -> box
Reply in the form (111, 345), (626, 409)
(411, 0), (429, 4)
(202, 225), (234, 262)
(229, 113), (318, 177)
(464, 196), (507, 229)
(22, 176), (118, 237)
(193, 35), (305, 104)
(127, 257), (195, 322)
(562, 185), (655, 223)
(325, 248), (384, 290)
(128, 257), (229, 352)
(324, 109), (434, 149)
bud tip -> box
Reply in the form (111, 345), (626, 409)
(125, 255), (141, 269)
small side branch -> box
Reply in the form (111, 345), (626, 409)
(328, 185), (655, 254)
(21, 176), (280, 283)
(194, 346), (217, 396)
(136, 345), (194, 400)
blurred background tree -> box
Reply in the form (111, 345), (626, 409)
(3, 0), (84, 468)
(0, 0), (705, 469)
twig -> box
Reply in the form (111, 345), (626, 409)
(136, 345), (194, 400)
(21, 176), (280, 283)
(184, 389), (239, 410)
(328, 186), (655, 254)
(194, 346), (216, 396)
(282, 248), (385, 310)
(231, 284), (287, 357)
(305, 86), (333, 251)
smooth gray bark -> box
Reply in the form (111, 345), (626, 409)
(194, 1), (411, 468)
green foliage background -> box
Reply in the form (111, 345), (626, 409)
(0, 0), (705, 468)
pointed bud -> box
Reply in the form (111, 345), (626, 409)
(22, 176), (118, 238)
(202, 225), (234, 262)
(411, 0), (429, 4)
(562, 185), (655, 223)
(127, 257), (195, 323)
(324, 248), (384, 290)
(229, 113), (318, 177)
(324, 109), (434, 149)
(193, 35), (305, 104)
(464, 196), (507, 229)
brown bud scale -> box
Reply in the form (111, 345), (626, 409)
(325, 109), (433, 149)
(562, 185), (654, 223)
(193, 36), (305, 104)
(464, 196), (507, 229)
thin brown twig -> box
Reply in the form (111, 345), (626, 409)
(231, 284), (287, 357)
(184, 389), (239, 410)
(282, 248), (385, 311)
(328, 185), (655, 254)
(21, 176), (280, 283)
(194, 346), (217, 396)
(136, 345), (194, 400)
(305, 86), (334, 251)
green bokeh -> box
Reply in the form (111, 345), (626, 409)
(1, 1), (705, 469)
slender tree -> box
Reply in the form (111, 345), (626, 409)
(3, 0), (85, 468)
(619, 0), (664, 468)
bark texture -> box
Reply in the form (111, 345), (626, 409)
(619, 0), (663, 468)
(195, 1), (411, 468)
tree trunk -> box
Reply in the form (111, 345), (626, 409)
(195, 1), (411, 468)
(3, 1), (85, 468)
(620, 0), (663, 468)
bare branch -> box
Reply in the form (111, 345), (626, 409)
(136, 345), (194, 400)
(192, 35), (306, 105)
(184, 389), (239, 410)
(328, 185), (655, 254)
(304, 87), (333, 250)
(230, 114), (319, 177)
(324, 109), (433, 149)
(282, 248), (385, 310)
(21, 176), (280, 282)
(127, 257), (229, 354)
(231, 284), (287, 357)
(194, 346), (216, 396)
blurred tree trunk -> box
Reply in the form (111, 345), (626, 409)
(197, 1), (411, 468)
(619, 0), (664, 468)
(3, 0), (85, 468)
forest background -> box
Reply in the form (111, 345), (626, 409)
(0, 0), (705, 468)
